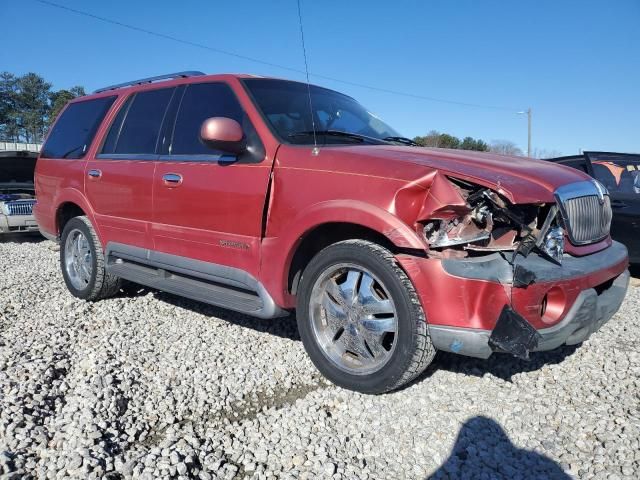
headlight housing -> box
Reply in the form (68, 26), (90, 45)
(539, 226), (564, 264)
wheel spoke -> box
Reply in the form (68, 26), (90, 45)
(361, 330), (388, 358)
(321, 292), (347, 331)
(79, 263), (91, 284)
(360, 316), (397, 334)
(345, 332), (374, 362)
(339, 270), (361, 306)
(357, 273), (394, 316)
(326, 278), (348, 309)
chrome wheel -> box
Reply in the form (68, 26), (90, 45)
(64, 228), (93, 290)
(309, 263), (398, 375)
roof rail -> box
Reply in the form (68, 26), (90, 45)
(94, 71), (206, 93)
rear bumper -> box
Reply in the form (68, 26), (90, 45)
(396, 241), (630, 359)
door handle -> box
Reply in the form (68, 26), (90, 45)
(162, 173), (183, 186)
(88, 169), (102, 179)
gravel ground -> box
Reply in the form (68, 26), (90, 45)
(1, 237), (639, 480)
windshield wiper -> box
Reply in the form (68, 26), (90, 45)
(383, 136), (420, 146)
(288, 130), (384, 144)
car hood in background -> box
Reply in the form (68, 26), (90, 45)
(0, 152), (37, 192)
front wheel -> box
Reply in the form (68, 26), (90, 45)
(296, 240), (435, 394)
(60, 216), (121, 301)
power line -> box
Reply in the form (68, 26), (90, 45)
(32, 0), (521, 112)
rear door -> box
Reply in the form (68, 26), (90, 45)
(588, 153), (640, 263)
(151, 81), (272, 277)
(85, 87), (176, 250)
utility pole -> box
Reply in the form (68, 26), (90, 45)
(518, 108), (532, 157)
(526, 107), (532, 157)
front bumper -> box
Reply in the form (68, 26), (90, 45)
(0, 214), (40, 234)
(396, 241), (630, 359)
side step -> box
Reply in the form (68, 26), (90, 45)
(105, 243), (287, 319)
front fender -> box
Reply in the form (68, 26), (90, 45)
(260, 199), (427, 308)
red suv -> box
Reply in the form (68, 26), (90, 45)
(35, 72), (629, 393)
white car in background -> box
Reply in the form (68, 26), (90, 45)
(0, 151), (39, 235)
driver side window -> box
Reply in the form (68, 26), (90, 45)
(170, 82), (244, 156)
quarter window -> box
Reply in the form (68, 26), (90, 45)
(170, 83), (243, 155)
(41, 96), (116, 159)
(102, 87), (175, 155)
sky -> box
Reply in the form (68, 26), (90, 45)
(2, 0), (639, 156)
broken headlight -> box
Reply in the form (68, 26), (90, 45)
(420, 178), (559, 260)
(423, 217), (490, 248)
(539, 226), (564, 264)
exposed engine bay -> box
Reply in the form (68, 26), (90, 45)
(422, 177), (564, 264)
(0, 151), (38, 234)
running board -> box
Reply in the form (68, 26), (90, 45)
(105, 243), (287, 319)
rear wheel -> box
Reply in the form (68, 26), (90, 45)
(60, 216), (121, 301)
(297, 240), (435, 393)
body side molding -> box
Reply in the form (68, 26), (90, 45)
(105, 242), (287, 319)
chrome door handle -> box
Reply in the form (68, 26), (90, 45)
(162, 173), (183, 186)
(88, 169), (102, 179)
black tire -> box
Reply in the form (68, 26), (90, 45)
(60, 216), (121, 301)
(296, 240), (436, 394)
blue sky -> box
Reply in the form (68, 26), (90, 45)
(2, 0), (639, 155)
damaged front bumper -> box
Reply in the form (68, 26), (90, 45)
(397, 241), (629, 360)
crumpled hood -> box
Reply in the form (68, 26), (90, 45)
(327, 145), (591, 204)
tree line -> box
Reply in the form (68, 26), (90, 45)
(0, 72), (85, 143)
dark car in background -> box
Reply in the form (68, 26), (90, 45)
(0, 150), (39, 235)
(547, 151), (639, 263)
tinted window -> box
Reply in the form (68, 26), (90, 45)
(100, 95), (133, 154)
(41, 96), (116, 159)
(103, 87), (174, 155)
(171, 83), (243, 155)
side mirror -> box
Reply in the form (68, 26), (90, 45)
(199, 117), (246, 155)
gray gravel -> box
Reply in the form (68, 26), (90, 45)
(1, 238), (639, 480)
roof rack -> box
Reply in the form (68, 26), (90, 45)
(94, 71), (206, 93)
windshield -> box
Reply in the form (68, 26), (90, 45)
(243, 78), (401, 145)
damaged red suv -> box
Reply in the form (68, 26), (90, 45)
(35, 72), (629, 393)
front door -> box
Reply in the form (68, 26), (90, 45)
(85, 87), (177, 250)
(151, 82), (272, 277)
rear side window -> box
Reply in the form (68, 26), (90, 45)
(170, 83), (243, 155)
(102, 87), (175, 155)
(41, 96), (116, 159)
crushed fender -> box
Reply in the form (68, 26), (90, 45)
(488, 306), (541, 359)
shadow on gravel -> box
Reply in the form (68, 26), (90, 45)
(429, 416), (570, 479)
(0, 232), (44, 243)
(121, 287), (301, 341)
(403, 344), (580, 390)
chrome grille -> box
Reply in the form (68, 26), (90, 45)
(555, 181), (612, 245)
(6, 200), (36, 216)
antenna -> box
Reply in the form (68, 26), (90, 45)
(296, 0), (318, 151)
